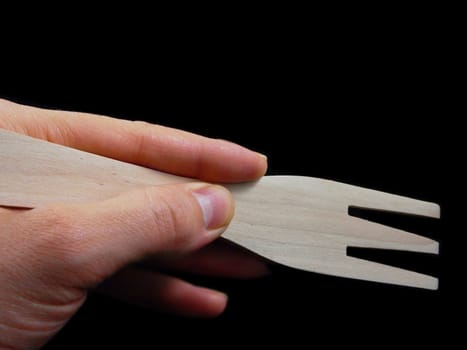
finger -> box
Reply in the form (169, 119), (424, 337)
(25, 183), (234, 289)
(0, 99), (267, 182)
(144, 240), (270, 279)
(97, 267), (227, 318)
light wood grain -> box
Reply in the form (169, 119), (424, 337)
(0, 129), (440, 289)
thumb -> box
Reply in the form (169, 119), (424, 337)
(28, 183), (234, 288)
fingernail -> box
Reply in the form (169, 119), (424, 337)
(207, 289), (228, 305)
(256, 152), (268, 161)
(192, 185), (234, 230)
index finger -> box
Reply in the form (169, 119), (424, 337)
(0, 99), (267, 182)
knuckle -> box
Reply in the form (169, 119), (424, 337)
(143, 187), (197, 250)
(131, 120), (151, 128)
(129, 120), (153, 159)
(0, 97), (15, 111)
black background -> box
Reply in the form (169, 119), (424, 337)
(0, 9), (461, 348)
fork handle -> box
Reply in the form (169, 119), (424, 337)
(0, 129), (205, 208)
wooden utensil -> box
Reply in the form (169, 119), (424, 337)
(0, 129), (440, 289)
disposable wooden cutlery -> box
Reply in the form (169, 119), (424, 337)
(0, 129), (440, 289)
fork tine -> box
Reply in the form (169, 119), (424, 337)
(342, 216), (439, 254)
(256, 177), (440, 218)
(335, 256), (439, 290)
(340, 181), (440, 218)
(272, 245), (439, 290)
(229, 197), (439, 258)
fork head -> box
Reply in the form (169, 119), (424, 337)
(225, 176), (440, 290)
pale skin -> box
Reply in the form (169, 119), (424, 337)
(0, 99), (269, 349)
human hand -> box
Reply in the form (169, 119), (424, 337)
(0, 99), (268, 349)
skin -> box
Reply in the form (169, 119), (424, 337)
(0, 99), (269, 350)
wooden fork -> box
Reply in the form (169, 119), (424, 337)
(0, 129), (440, 289)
